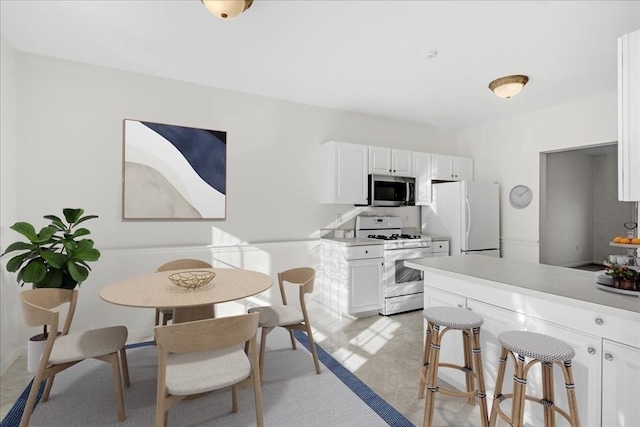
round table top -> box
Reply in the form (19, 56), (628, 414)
(100, 268), (272, 308)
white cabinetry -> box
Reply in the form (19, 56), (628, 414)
(431, 154), (474, 181)
(618, 29), (640, 201)
(413, 152), (432, 205)
(431, 240), (449, 257)
(319, 241), (383, 317)
(602, 340), (640, 427)
(320, 141), (368, 204)
(369, 146), (413, 177)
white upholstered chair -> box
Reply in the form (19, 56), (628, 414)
(19, 288), (130, 427)
(248, 267), (321, 377)
(154, 313), (263, 427)
(154, 259), (213, 326)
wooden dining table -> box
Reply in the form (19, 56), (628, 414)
(100, 268), (272, 323)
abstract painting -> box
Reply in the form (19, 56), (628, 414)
(123, 120), (226, 219)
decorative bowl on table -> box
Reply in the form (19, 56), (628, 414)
(168, 270), (215, 289)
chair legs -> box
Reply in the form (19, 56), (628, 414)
(120, 347), (131, 388)
(256, 325), (321, 377)
(20, 372), (44, 427)
(108, 352), (126, 422)
(304, 324), (321, 375)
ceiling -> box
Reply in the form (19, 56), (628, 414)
(1, 1), (638, 131)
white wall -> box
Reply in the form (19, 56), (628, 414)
(0, 51), (456, 372)
(540, 151), (594, 266)
(457, 92), (618, 262)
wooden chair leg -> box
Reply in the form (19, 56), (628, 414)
(109, 352), (126, 422)
(258, 327), (272, 380)
(418, 324), (433, 399)
(232, 385), (239, 413)
(42, 375), (55, 402)
(120, 347), (131, 388)
(20, 374), (44, 427)
(288, 329), (297, 350)
(154, 308), (161, 327)
(305, 324), (321, 375)
(489, 347), (509, 427)
(250, 336), (265, 427)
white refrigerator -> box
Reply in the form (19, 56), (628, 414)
(421, 181), (500, 257)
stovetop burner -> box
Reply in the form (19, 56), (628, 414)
(368, 234), (422, 240)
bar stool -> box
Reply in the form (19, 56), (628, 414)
(418, 306), (489, 427)
(489, 330), (580, 427)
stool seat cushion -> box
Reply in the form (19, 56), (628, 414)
(498, 330), (575, 362)
(423, 306), (483, 329)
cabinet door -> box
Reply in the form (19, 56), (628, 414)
(348, 258), (383, 315)
(602, 340), (640, 427)
(413, 152), (432, 205)
(526, 318), (601, 427)
(618, 30), (640, 201)
(423, 287), (466, 389)
(392, 149), (413, 177)
(453, 156), (474, 181)
(466, 299), (525, 416)
(332, 142), (368, 204)
(431, 154), (454, 180)
(369, 146), (392, 175)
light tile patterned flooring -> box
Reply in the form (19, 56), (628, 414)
(1, 302), (485, 426)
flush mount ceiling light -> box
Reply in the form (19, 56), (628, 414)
(488, 74), (529, 99)
(201, 0), (253, 19)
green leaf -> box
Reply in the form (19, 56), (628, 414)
(1, 241), (34, 257)
(6, 252), (32, 272)
(74, 215), (98, 226)
(47, 218), (67, 231)
(21, 259), (47, 284)
(67, 261), (88, 283)
(40, 251), (67, 269)
(10, 222), (37, 242)
(36, 269), (63, 288)
(72, 240), (100, 262)
(63, 209), (84, 224)
(70, 228), (90, 238)
(35, 226), (57, 243)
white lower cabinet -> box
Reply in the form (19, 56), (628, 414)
(348, 258), (383, 314)
(602, 340), (640, 427)
(424, 284), (639, 427)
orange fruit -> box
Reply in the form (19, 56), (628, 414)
(620, 238), (632, 244)
(613, 236), (623, 243)
(632, 238), (640, 245)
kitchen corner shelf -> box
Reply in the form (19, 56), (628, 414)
(609, 242), (640, 249)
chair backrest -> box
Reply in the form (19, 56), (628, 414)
(19, 289), (78, 336)
(277, 267), (315, 306)
(155, 312), (260, 354)
(156, 259), (212, 272)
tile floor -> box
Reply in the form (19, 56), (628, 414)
(1, 303), (486, 426)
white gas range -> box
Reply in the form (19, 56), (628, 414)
(355, 216), (432, 315)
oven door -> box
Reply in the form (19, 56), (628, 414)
(383, 247), (432, 298)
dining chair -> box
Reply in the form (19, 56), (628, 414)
(248, 267), (321, 377)
(154, 259), (213, 326)
(154, 313), (263, 427)
(19, 288), (130, 427)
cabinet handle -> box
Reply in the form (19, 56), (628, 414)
(466, 307), (473, 311)
(587, 347), (596, 355)
(595, 318), (604, 326)
(365, 250), (368, 254)
(457, 304), (463, 308)
(393, 169), (396, 173)
(389, 169), (392, 173)
(604, 353), (613, 361)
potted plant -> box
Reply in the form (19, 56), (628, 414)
(1, 208), (101, 372)
(604, 263), (639, 291)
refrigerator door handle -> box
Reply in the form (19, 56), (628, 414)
(465, 197), (471, 243)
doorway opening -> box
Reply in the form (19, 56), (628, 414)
(539, 143), (638, 268)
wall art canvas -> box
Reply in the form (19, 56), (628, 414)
(123, 119), (226, 219)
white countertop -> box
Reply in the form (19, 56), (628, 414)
(405, 255), (640, 315)
(321, 237), (384, 246)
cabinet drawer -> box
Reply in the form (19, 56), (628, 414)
(432, 241), (449, 254)
(526, 296), (640, 348)
(346, 245), (384, 260)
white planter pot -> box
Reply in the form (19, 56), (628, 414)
(27, 335), (47, 374)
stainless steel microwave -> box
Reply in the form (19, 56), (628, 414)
(368, 175), (416, 207)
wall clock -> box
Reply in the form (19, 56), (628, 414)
(509, 185), (532, 208)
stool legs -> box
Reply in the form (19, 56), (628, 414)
(542, 361), (555, 427)
(489, 347), (509, 427)
(419, 323), (489, 427)
(560, 360), (580, 427)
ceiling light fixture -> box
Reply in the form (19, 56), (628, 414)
(201, 0), (253, 20)
(488, 74), (529, 99)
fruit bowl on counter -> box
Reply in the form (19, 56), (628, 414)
(596, 262), (640, 296)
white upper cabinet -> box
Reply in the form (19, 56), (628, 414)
(413, 152), (432, 205)
(618, 29), (640, 201)
(431, 154), (474, 181)
(320, 141), (368, 205)
(369, 146), (413, 177)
